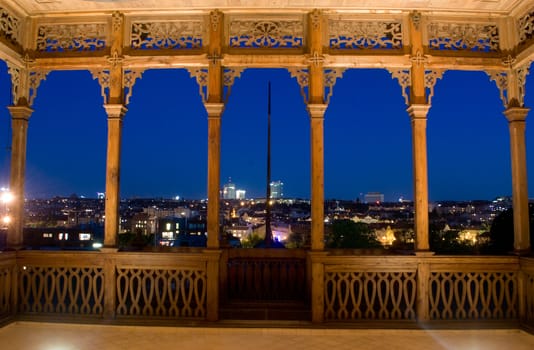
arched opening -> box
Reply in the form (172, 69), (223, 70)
(27, 70), (106, 198)
(222, 68), (308, 247)
(0, 61), (11, 189)
(122, 68), (205, 199)
(428, 70), (508, 253)
(121, 68), (206, 248)
(325, 68), (410, 249)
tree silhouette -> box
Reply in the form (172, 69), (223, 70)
(486, 204), (534, 254)
(326, 219), (381, 249)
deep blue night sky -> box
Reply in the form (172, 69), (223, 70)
(0, 62), (533, 201)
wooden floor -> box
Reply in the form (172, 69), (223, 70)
(1, 321), (534, 350)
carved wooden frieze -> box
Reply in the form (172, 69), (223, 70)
(328, 20), (403, 50)
(0, 6), (21, 46)
(518, 8), (534, 46)
(427, 22), (499, 52)
(229, 17), (304, 48)
(130, 20), (203, 50)
(36, 23), (107, 52)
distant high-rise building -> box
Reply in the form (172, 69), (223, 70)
(236, 190), (246, 200)
(364, 192), (384, 204)
(223, 179), (236, 199)
(270, 180), (284, 199)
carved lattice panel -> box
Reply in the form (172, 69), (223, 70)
(229, 18), (304, 48)
(0, 266), (13, 316)
(0, 6), (21, 46)
(18, 266), (104, 315)
(429, 272), (517, 320)
(328, 20), (403, 49)
(324, 271), (416, 320)
(116, 267), (206, 319)
(518, 9), (534, 46)
(130, 20), (203, 50)
(428, 22), (499, 52)
(36, 23), (107, 52)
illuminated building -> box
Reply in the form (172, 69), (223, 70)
(364, 192), (384, 204)
(222, 178), (236, 199)
(270, 180), (284, 199)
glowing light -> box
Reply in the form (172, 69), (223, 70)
(1, 191), (13, 203)
(92, 242), (103, 249)
(2, 215), (10, 224)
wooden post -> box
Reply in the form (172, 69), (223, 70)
(408, 105), (431, 252)
(10, 254), (18, 318)
(517, 268), (527, 322)
(103, 105), (127, 248)
(205, 103), (224, 249)
(416, 259), (430, 322)
(308, 104), (327, 251)
(7, 105), (33, 250)
(307, 10), (327, 251)
(504, 107), (530, 254)
(309, 251), (327, 323)
(407, 12), (432, 253)
(205, 249), (222, 321)
(103, 251), (117, 320)
(205, 10), (225, 250)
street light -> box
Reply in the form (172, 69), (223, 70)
(1, 190), (13, 204)
(0, 189), (13, 229)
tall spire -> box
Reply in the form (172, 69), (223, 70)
(264, 81), (273, 247)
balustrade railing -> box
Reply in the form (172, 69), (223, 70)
(428, 261), (519, 320)
(311, 254), (523, 324)
(114, 253), (209, 319)
(0, 250), (533, 329)
(0, 252), (15, 321)
(13, 249), (220, 322)
(325, 270), (417, 320)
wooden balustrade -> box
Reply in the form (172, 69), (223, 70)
(0, 250), (533, 329)
(428, 258), (519, 320)
(0, 252), (16, 321)
(310, 254), (523, 324)
(114, 252), (210, 319)
(13, 249), (220, 322)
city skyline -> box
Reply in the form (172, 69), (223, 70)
(0, 63), (533, 201)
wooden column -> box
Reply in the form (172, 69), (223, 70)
(408, 12), (431, 253)
(7, 105), (33, 249)
(103, 252), (117, 320)
(205, 103), (224, 249)
(309, 251), (327, 323)
(504, 107), (530, 253)
(416, 260), (430, 322)
(308, 104), (327, 251)
(205, 249), (222, 321)
(408, 104), (431, 252)
(103, 104), (127, 248)
(205, 10), (224, 250)
(308, 10), (326, 251)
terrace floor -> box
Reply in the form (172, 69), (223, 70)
(1, 322), (534, 350)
